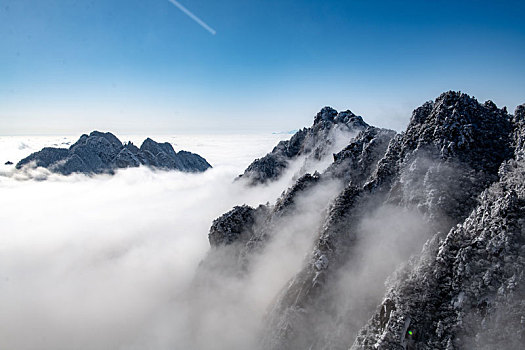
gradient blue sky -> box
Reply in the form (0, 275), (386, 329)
(1, 0), (524, 135)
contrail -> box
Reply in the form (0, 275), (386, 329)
(167, 0), (216, 35)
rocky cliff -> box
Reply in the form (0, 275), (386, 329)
(16, 131), (211, 175)
(202, 91), (525, 350)
(239, 107), (369, 185)
(352, 100), (525, 350)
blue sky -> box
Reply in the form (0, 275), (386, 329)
(1, 0), (524, 135)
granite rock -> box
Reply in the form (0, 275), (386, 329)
(16, 131), (211, 175)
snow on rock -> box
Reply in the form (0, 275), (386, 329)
(198, 92), (524, 350)
(15, 131), (212, 175)
(238, 107), (369, 185)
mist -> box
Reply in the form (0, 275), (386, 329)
(160, 177), (344, 350)
(0, 134), (297, 349)
(0, 131), (488, 350)
(329, 204), (432, 342)
(0, 133), (346, 350)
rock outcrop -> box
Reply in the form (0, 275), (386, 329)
(203, 91), (525, 350)
(352, 102), (525, 350)
(260, 92), (517, 350)
(239, 107), (369, 185)
(209, 205), (264, 247)
(16, 131), (211, 175)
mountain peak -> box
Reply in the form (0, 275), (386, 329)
(314, 106), (338, 124)
(407, 91), (512, 159)
(16, 132), (211, 175)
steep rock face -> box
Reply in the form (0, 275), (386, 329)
(324, 127), (397, 187)
(199, 123), (396, 348)
(512, 104), (525, 156)
(16, 131), (211, 175)
(209, 205), (264, 247)
(254, 92), (516, 349)
(352, 104), (525, 350)
(238, 172), (326, 262)
(205, 172), (325, 274)
(272, 172), (322, 216)
(371, 92), (513, 224)
(204, 125), (396, 277)
(239, 107), (369, 185)
(199, 92), (522, 350)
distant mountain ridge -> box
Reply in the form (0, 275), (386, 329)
(16, 131), (212, 175)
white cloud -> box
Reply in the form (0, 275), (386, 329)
(0, 133), (301, 350)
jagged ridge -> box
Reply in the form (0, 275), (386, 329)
(16, 131), (212, 175)
(239, 107), (369, 185)
(352, 102), (525, 350)
(204, 91), (525, 350)
(261, 92), (518, 349)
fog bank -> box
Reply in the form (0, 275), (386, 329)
(0, 134), (301, 350)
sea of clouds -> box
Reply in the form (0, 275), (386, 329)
(0, 133), (303, 350)
(0, 130), (436, 350)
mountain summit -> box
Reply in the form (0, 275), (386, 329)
(16, 131), (212, 175)
(239, 107), (369, 185)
